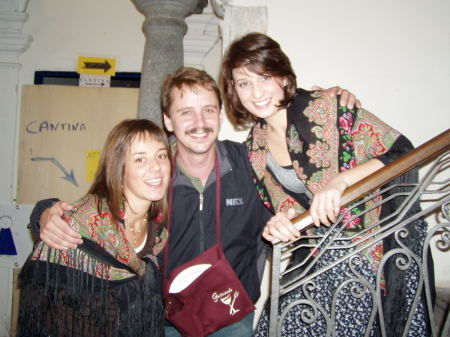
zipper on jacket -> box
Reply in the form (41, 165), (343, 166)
(199, 193), (204, 211)
(199, 193), (205, 251)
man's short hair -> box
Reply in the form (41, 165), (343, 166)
(161, 67), (222, 115)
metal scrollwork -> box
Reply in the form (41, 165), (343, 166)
(268, 149), (450, 336)
(436, 228), (450, 251)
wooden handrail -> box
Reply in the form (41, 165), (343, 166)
(292, 128), (450, 232)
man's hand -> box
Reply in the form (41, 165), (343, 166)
(312, 85), (361, 110)
(262, 208), (298, 243)
(40, 201), (82, 250)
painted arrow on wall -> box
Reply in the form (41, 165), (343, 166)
(31, 157), (79, 187)
(83, 60), (111, 73)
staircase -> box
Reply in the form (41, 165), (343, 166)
(266, 129), (450, 337)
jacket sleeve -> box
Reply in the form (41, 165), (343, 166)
(375, 135), (414, 165)
(29, 198), (60, 241)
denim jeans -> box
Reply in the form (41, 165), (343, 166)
(165, 312), (255, 337)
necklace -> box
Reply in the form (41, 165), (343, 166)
(124, 215), (147, 246)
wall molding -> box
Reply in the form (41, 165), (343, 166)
(184, 8), (219, 68)
(0, 0), (32, 61)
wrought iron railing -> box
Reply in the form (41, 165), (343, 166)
(267, 129), (450, 337)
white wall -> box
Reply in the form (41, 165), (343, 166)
(17, 0), (450, 155)
(0, 64), (20, 204)
(19, 0), (145, 83)
(227, 0), (449, 145)
(0, 0), (448, 335)
(233, 0), (450, 321)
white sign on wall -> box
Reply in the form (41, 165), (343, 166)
(0, 204), (34, 268)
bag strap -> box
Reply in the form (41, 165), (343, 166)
(163, 150), (221, 279)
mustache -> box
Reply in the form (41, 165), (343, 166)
(186, 127), (213, 135)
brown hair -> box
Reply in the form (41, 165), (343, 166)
(221, 32), (297, 128)
(161, 66), (222, 116)
(88, 119), (170, 224)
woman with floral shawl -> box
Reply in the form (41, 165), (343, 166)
(221, 33), (430, 336)
(17, 119), (171, 337)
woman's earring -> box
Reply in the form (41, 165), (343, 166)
(283, 80), (288, 87)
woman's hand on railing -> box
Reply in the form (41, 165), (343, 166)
(310, 178), (347, 227)
(262, 208), (299, 243)
(265, 129), (450, 246)
(310, 159), (384, 226)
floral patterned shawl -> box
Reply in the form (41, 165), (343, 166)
(246, 89), (404, 270)
(18, 194), (167, 337)
(31, 193), (167, 279)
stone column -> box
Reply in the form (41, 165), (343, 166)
(132, 0), (207, 125)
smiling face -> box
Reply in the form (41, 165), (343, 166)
(163, 85), (222, 157)
(122, 135), (171, 210)
(232, 67), (287, 123)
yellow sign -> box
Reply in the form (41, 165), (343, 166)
(86, 150), (101, 182)
(77, 57), (116, 76)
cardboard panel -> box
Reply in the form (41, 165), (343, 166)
(17, 85), (138, 204)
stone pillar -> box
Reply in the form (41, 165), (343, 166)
(132, 0), (207, 125)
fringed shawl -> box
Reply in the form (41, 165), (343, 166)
(17, 194), (166, 337)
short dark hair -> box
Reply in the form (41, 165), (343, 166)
(161, 67), (222, 116)
(88, 119), (169, 225)
(221, 32), (297, 128)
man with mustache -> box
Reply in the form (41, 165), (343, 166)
(160, 67), (270, 336)
(30, 67), (359, 336)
